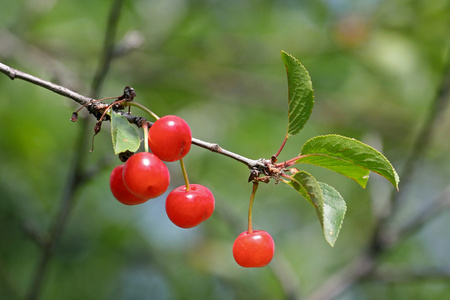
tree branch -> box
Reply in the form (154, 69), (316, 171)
(0, 62), (93, 106)
(191, 138), (267, 169)
(0, 62), (269, 174)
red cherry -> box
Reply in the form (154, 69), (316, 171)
(165, 184), (215, 228)
(122, 152), (170, 199)
(232, 230), (275, 268)
(109, 164), (148, 205)
(148, 115), (192, 162)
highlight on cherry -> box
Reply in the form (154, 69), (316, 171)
(72, 50), (399, 268)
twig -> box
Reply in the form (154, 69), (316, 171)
(0, 62), (145, 126)
(0, 62), (93, 106)
(191, 138), (267, 169)
(0, 28), (83, 90)
(0, 60), (268, 172)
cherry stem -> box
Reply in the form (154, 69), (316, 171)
(142, 122), (149, 152)
(126, 101), (160, 120)
(280, 173), (295, 182)
(274, 154), (307, 168)
(180, 158), (190, 192)
(274, 135), (288, 158)
(247, 181), (259, 234)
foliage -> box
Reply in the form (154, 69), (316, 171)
(110, 110), (140, 155)
(1, 0), (450, 300)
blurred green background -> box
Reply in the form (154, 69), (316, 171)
(1, 0), (450, 299)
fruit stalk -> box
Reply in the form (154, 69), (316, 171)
(142, 122), (149, 152)
(127, 101), (160, 120)
(247, 182), (259, 234)
(180, 158), (190, 192)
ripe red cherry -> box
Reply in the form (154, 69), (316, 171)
(165, 184), (215, 228)
(232, 230), (275, 268)
(148, 115), (192, 162)
(109, 164), (148, 205)
(122, 152), (170, 199)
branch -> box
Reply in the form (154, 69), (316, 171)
(191, 137), (267, 169)
(0, 62), (269, 175)
(0, 62), (93, 106)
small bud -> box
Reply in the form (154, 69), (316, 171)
(70, 112), (78, 122)
(248, 168), (260, 183)
(123, 85), (136, 100)
(94, 121), (102, 134)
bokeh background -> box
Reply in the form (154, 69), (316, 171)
(1, 0), (450, 299)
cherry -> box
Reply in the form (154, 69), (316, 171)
(148, 115), (192, 162)
(232, 230), (275, 268)
(165, 184), (215, 228)
(109, 164), (148, 205)
(122, 152), (170, 199)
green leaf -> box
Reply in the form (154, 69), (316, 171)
(286, 170), (322, 208)
(281, 51), (315, 137)
(110, 110), (140, 155)
(297, 134), (399, 189)
(285, 171), (346, 247)
(318, 182), (346, 246)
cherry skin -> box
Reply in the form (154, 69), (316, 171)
(122, 152), (170, 199)
(165, 184), (215, 228)
(109, 164), (148, 205)
(148, 115), (192, 162)
(232, 230), (275, 268)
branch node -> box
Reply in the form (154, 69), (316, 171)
(211, 144), (222, 153)
(7, 66), (17, 80)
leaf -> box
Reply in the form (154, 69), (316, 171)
(110, 110), (140, 155)
(318, 182), (346, 246)
(286, 170), (322, 208)
(297, 134), (399, 189)
(285, 171), (346, 247)
(281, 50), (315, 137)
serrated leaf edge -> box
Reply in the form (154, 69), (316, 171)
(298, 134), (400, 190)
(281, 50), (315, 138)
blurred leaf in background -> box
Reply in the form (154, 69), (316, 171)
(1, 0), (450, 299)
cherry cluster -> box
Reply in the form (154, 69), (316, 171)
(109, 114), (274, 268)
(109, 115), (214, 228)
